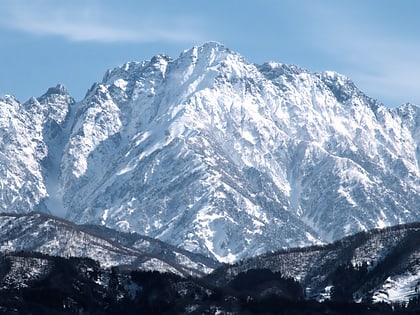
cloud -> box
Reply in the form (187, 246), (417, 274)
(0, 0), (203, 43)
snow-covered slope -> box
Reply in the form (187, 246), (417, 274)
(61, 42), (420, 262)
(1, 42), (420, 263)
(0, 86), (74, 214)
(0, 213), (219, 277)
(209, 222), (420, 304)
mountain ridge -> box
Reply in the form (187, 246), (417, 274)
(0, 215), (418, 309)
(0, 211), (219, 277)
(1, 42), (420, 262)
(209, 221), (420, 304)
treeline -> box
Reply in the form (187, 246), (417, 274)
(0, 253), (419, 314)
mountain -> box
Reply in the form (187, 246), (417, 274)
(209, 222), (420, 305)
(0, 212), (219, 277)
(1, 42), (420, 263)
(0, 227), (419, 313)
(3, 253), (414, 314)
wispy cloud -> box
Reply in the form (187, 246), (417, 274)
(0, 0), (203, 43)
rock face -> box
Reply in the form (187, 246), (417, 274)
(1, 42), (420, 262)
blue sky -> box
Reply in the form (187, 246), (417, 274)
(0, 0), (419, 107)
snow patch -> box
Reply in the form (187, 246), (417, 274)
(372, 273), (420, 304)
(113, 78), (128, 91)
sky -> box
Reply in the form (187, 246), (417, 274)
(0, 0), (419, 107)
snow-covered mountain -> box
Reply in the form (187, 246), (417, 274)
(210, 222), (420, 304)
(0, 222), (418, 311)
(1, 42), (420, 263)
(0, 212), (219, 277)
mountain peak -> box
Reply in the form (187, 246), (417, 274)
(34, 84), (74, 111)
(102, 54), (173, 89)
(150, 53), (172, 64)
(179, 41), (236, 64)
(395, 102), (420, 132)
(0, 94), (20, 104)
(43, 84), (69, 97)
(185, 41), (227, 54)
(397, 102), (420, 112)
(316, 70), (363, 104)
